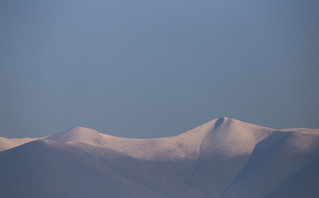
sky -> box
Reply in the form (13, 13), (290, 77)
(1, 0), (319, 138)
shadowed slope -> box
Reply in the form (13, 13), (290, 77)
(266, 149), (319, 198)
(221, 129), (319, 198)
(0, 139), (210, 198)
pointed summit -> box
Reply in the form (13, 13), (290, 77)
(213, 116), (227, 130)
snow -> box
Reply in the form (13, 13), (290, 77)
(46, 117), (277, 160)
(0, 117), (318, 198)
(221, 128), (319, 198)
(47, 119), (216, 160)
(0, 137), (42, 151)
(2, 117), (318, 162)
(4, 117), (317, 160)
(46, 117), (270, 160)
(200, 117), (275, 157)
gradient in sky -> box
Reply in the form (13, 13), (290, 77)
(1, 0), (319, 138)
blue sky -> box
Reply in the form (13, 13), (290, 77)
(1, 0), (318, 138)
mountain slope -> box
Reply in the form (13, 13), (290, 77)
(0, 137), (42, 151)
(0, 117), (318, 198)
(185, 117), (274, 197)
(0, 139), (209, 198)
(47, 121), (213, 161)
(221, 129), (319, 198)
(267, 155), (319, 198)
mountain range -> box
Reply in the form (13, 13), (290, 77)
(0, 117), (318, 198)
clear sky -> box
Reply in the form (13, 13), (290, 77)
(1, 0), (318, 138)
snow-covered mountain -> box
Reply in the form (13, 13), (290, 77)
(0, 117), (318, 198)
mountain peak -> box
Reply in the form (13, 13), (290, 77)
(217, 116), (228, 120)
(69, 126), (97, 132)
(47, 126), (104, 144)
(213, 116), (227, 130)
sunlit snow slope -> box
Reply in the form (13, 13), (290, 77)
(0, 117), (318, 198)
(0, 137), (42, 151)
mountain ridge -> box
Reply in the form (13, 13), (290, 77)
(1, 117), (319, 198)
(1, 117), (317, 154)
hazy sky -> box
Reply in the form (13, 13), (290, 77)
(1, 0), (318, 138)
